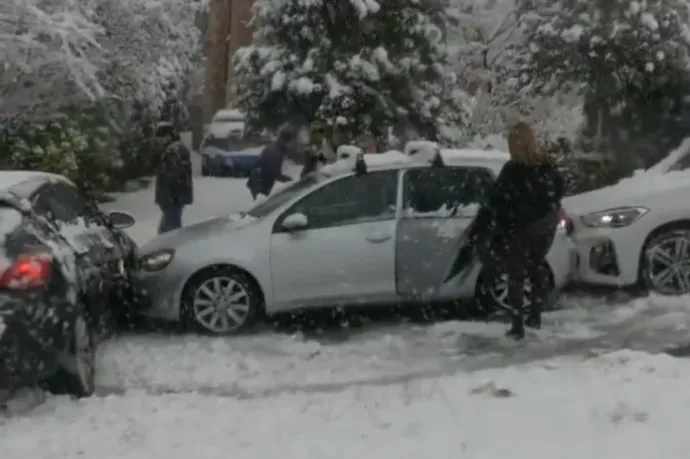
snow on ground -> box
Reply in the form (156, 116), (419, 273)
(3, 350), (690, 458)
(92, 293), (690, 398)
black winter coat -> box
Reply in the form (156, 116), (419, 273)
(469, 159), (564, 266)
(247, 141), (292, 196)
(155, 141), (193, 207)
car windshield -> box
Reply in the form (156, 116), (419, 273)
(245, 174), (323, 218)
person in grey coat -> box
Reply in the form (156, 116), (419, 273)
(247, 125), (295, 199)
(154, 123), (193, 233)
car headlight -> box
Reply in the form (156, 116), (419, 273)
(581, 207), (648, 228)
(140, 249), (174, 272)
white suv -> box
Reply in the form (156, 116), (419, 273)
(564, 139), (690, 295)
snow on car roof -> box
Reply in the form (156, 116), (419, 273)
(321, 150), (412, 175)
(213, 109), (244, 120)
(0, 170), (64, 190)
(440, 148), (510, 162)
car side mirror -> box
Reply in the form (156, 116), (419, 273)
(282, 212), (308, 231)
(108, 210), (136, 229)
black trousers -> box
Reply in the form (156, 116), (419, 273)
(483, 259), (551, 326)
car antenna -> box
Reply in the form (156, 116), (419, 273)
(354, 153), (368, 175)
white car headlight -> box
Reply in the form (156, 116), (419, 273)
(140, 249), (174, 272)
(581, 207), (648, 228)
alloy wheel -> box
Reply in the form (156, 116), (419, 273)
(73, 316), (95, 393)
(192, 276), (251, 333)
(645, 231), (690, 294)
(489, 274), (532, 312)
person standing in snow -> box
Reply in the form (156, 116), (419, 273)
(467, 121), (564, 340)
(247, 124), (295, 199)
(300, 123), (329, 178)
(154, 123), (193, 234)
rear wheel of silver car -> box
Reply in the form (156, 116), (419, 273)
(44, 311), (96, 397)
(475, 266), (555, 318)
(640, 228), (690, 295)
(181, 266), (262, 334)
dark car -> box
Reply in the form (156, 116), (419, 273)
(0, 171), (139, 398)
(200, 135), (270, 177)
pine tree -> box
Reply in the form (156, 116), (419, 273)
(233, 0), (465, 144)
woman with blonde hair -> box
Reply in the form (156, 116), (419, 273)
(467, 121), (564, 339)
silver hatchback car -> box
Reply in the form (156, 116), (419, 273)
(135, 150), (577, 334)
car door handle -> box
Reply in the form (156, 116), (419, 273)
(366, 234), (392, 243)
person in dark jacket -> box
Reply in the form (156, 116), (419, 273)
(247, 125), (295, 199)
(300, 123), (329, 178)
(468, 121), (564, 340)
(154, 123), (193, 234)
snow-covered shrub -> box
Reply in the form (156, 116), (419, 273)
(0, 111), (121, 193)
(234, 0), (467, 144)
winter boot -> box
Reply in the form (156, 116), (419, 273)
(505, 314), (525, 340)
(525, 307), (541, 329)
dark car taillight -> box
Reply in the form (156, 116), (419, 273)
(0, 252), (53, 290)
(557, 208), (573, 235)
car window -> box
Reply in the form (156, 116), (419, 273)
(246, 174), (322, 218)
(37, 183), (100, 225)
(402, 166), (494, 217)
(282, 170), (398, 230)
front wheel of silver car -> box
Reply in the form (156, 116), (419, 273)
(640, 228), (690, 295)
(181, 266), (263, 334)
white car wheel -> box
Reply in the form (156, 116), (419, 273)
(183, 267), (261, 334)
(642, 228), (690, 295)
(476, 266), (554, 317)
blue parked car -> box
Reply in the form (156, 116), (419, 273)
(200, 135), (269, 177)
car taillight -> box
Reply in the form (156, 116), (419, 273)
(0, 252), (53, 290)
(557, 209), (573, 235)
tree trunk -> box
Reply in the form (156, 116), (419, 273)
(204, 0), (231, 124)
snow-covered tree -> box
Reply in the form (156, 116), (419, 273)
(234, 0), (465, 143)
(0, 0), (202, 121)
(0, 0), (106, 120)
(519, 0), (690, 97)
(520, 0), (690, 170)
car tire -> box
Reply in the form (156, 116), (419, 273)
(181, 265), (263, 335)
(639, 227), (690, 295)
(43, 310), (96, 397)
(201, 164), (210, 176)
(475, 264), (555, 319)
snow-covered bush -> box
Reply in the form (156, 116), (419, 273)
(1, 110), (121, 193)
(234, 0), (466, 144)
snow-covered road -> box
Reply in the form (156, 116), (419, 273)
(4, 350), (690, 459)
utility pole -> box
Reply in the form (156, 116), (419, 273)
(203, 0), (231, 123)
